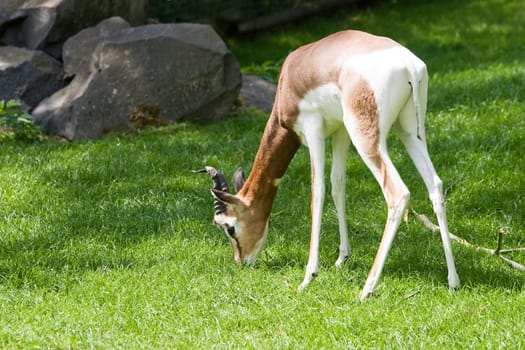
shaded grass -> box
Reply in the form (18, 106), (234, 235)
(1, 0), (525, 348)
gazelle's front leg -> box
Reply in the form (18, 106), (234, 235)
(331, 128), (351, 268)
(298, 117), (326, 291)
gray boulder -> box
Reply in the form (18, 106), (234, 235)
(0, 1), (25, 32)
(240, 74), (276, 113)
(0, 0), (148, 58)
(0, 46), (63, 108)
(33, 23), (242, 140)
(62, 16), (131, 78)
(0, 0), (25, 18)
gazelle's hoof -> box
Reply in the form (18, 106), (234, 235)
(359, 278), (378, 301)
(298, 272), (318, 292)
(359, 290), (374, 301)
(448, 273), (461, 290)
(335, 254), (350, 269)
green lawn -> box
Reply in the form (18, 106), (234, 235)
(1, 0), (524, 348)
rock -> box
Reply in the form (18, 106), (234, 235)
(0, 0), (25, 19)
(0, 2), (21, 32)
(0, 46), (64, 109)
(240, 74), (276, 113)
(62, 16), (131, 78)
(0, 0), (148, 58)
(33, 23), (242, 140)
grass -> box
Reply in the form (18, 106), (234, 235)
(1, 0), (525, 348)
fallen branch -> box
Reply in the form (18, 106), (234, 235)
(412, 210), (525, 271)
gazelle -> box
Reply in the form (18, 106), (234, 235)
(198, 30), (460, 300)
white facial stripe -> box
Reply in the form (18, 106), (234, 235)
(213, 214), (237, 228)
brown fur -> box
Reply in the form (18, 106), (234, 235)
(344, 74), (381, 165)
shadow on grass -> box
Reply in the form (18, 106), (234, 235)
(385, 236), (525, 292)
(0, 126), (217, 287)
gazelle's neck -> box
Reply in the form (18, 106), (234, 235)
(239, 112), (301, 216)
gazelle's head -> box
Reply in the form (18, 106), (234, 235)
(196, 166), (269, 265)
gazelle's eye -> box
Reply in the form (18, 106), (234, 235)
(227, 226), (235, 237)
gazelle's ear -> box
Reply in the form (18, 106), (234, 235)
(211, 189), (248, 208)
(232, 167), (245, 193)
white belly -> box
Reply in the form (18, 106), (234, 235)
(294, 83), (344, 144)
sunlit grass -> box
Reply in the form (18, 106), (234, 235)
(1, 0), (524, 348)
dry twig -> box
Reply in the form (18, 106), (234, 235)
(411, 210), (525, 271)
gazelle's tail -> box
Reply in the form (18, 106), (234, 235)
(403, 48), (428, 141)
(408, 77), (423, 141)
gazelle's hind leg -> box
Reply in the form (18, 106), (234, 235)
(343, 115), (411, 300)
(396, 102), (460, 290)
(331, 128), (351, 268)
